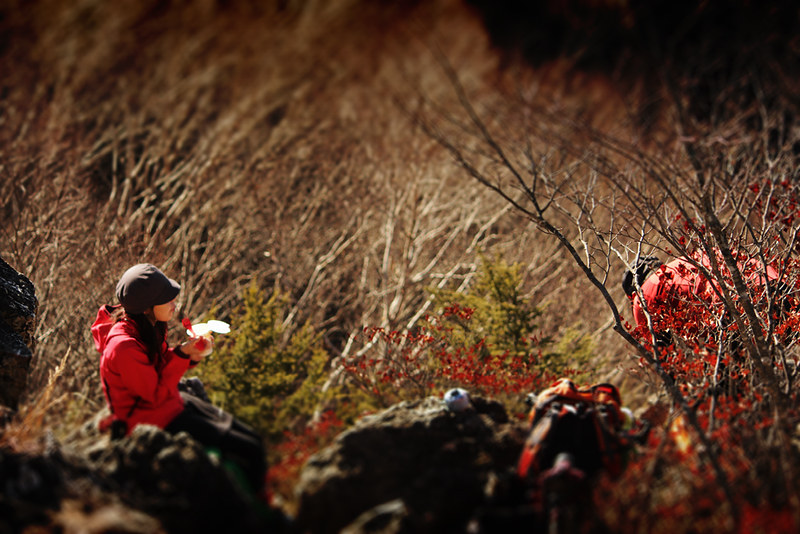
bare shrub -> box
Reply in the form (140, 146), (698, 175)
(408, 17), (800, 526)
(1, 0), (563, 441)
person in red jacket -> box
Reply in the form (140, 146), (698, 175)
(92, 263), (266, 496)
(623, 250), (780, 349)
(628, 254), (714, 347)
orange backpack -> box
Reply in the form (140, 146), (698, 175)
(518, 378), (627, 480)
(526, 378), (623, 429)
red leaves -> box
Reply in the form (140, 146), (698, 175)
(620, 228), (800, 530)
(442, 304), (475, 321)
(747, 178), (800, 231)
(266, 410), (345, 500)
(435, 347), (550, 397)
(342, 303), (558, 414)
(739, 503), (798, 533)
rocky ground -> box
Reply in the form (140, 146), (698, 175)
(1, 390), (539, 534)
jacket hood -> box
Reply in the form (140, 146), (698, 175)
(91, 304), (121, 354)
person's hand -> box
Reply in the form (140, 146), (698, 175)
(180, 335), (214, 362)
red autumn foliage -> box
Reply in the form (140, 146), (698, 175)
(266, 410), (346, 505)
(611, 218), (800, 531)
(341, 303), (561, 413)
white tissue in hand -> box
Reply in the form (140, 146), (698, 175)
(186, 320), (231, 336)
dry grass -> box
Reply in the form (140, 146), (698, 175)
(0, 348), (71, 452)
(4, 0), (774, 437)
(1, 0), (622, 434)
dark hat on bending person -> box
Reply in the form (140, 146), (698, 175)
(116, 263), (181, 314)
(621, 256), (662, 297)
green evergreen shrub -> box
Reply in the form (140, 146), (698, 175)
(193, 284), (332, 449)
(430, 254), (594, 377)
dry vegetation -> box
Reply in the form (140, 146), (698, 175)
(1, 0), (616, 431)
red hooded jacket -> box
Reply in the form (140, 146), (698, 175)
(91, 305), (195, 433)
(632, 250), (779, 332)
(632, 256), (712, 331)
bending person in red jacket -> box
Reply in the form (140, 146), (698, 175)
(92, 263), (266, 496)
(623, 250), (780, 349)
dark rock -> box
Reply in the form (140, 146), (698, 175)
(0, 256), (36, 409)
(0, 256), (37, 348)
(1, 391), (532, 534)
(294, 395), (528, 534)
(0, 435), (70, 533)
(88, 424), (266, 534)
(0, 422), (282, 534)
(0, 319), (31, 409)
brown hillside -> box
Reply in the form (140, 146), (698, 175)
(1, 0), (797, 429)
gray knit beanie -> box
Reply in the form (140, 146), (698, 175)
(115, 263), (181, 314)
